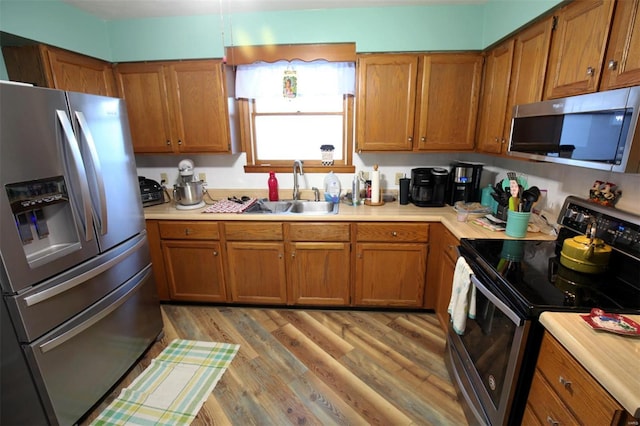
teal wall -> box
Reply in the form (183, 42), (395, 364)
(0, 0), (562, 69)
(482, 0), (564, 47)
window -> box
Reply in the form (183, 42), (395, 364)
(233, 57), (355, 173)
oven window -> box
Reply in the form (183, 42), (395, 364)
(460, 290), (517, 409)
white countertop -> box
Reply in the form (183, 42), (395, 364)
(539, 312), (640, 417)
(143, 197), (555, 241)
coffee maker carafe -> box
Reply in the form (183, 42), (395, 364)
(448, 162), (483, 205)
(410, 168), (449, 207)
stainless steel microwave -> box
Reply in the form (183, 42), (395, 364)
(508, 86), (640, 173)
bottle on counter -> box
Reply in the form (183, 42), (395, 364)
(268, 171), (279, 201)
(324, 171), (341, 202)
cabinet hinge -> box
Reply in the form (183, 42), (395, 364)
(552, 16), (558, 31)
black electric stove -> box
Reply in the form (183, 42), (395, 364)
(459, 238), (640, 317)
(460, 196), (640, 318)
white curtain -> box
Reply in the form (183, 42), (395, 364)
(235, 60), (356, 99)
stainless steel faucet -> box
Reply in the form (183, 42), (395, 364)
(292, 160), (304, 200)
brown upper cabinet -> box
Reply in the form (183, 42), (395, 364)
(544, 0), (616, 99)
(600, 0), (640, 90)
(476, 40), (514, 155)
(477, 16), (554, 155)
(355, 53), (482, 152)
(113, 59), (240, 154)
(2, 44), (116, 96)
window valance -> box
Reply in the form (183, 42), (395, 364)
(235, 60), (356, 99)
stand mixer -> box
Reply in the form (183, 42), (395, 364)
(173, 159), (205, 210)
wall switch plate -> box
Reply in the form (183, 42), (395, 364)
(160, 173), (168, 184)
(395, 172), (404, 185)
(198, 173), (207, 182)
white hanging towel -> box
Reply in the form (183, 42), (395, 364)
(447, 256), (477, 335)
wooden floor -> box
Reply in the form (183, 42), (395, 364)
(80, 304), (468, 425)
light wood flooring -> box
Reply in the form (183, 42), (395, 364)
(80, 304), (468, 425)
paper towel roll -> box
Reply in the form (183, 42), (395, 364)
(371, 164), (380, 204)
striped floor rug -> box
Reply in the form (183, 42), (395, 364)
(91, 339), (239, 425)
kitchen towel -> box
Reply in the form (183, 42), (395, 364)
(203, 198), (257, 213)
(448, 257), (476, 335)
(91, 339), (239, 426)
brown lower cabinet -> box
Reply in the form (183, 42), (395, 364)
(146, 219), (435, 308)
(524, 332), (633, 425)
(427, 224), (459, 331)
(354, 223), (429, 307)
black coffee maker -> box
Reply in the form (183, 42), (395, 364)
(410, 168), (449, 207)
(447, 162), (483, 205)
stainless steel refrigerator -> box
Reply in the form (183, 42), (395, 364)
(0, 82), (163, 425)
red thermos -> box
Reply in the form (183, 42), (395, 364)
(268, 171), (279, 201)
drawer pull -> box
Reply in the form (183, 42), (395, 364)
(185, 228), (193, 235)
(558, 376), (572, 390)
(546, 416), (559, 426)
(391, 231), (398, 237)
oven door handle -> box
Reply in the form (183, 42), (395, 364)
(470, 274), (524, 326)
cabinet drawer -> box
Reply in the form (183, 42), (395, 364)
(536, 333), (623, 425)
(224, 222), (283, 241)
(285, 223), (350, 241)
(527, 370), (578, 426)
(441, 228), (459, 263)
(356, 223), (429, 242)
(159, 221), (219, 240)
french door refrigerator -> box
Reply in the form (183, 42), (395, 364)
(0, 82), (163, 425)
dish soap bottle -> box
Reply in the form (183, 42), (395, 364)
(268, 171), (279, 201)
(324, 171), (341, 202)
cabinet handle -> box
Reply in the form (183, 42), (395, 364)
(558, 375), (572, 390)
(166, 140), (171, 145)
(408, 137), (413, 142)
(608, 59), (618, 70)
(213, 251), (218, 256)
(494, 137), (499, 143)
(586, 66), (595, 76)
(178, 139), (183, 145)
(546, 416), (559, 426)
(278, 253), (283, 259)
(184, 228), (193, 235)
(291, 251), (296, 258)
(501, 138), (506, 144)
(420, 136), (426, 142)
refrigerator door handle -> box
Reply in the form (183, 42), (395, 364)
(57, 110), (93, 242)
(38, 266), (152, 354)
(23, 235), (147, 307)
(75, 111), (108, 235)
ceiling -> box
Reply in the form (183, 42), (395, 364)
(62, 0), (486, 20)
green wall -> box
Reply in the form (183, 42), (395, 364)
(0, 0), (562, 72)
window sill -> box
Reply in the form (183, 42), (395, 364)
(244, 165), (355, 174)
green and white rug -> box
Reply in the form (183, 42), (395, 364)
(91, 339), (239, 425)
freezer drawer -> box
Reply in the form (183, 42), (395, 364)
(23, 265), (163, 426)
(7, 232), (151, 342)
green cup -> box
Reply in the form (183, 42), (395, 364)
(505, 211), (531, 238)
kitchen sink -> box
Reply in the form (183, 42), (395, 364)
(243, 199), (338, 215)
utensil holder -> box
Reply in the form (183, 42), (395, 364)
(505, 211), (531, 238)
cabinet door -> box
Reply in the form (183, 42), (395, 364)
(286, 242), (350, 306)
(226, 242), (287, 304)
(354, 242), (427, 307)
(545, 0), (616, 99)
(476, 40), (514, 154)
(356, 54), (418, 151)
(416, 54), (483, 151)
(46, 47), (116, 97)
(114, 62), (174, 153)
(506, 16), (554, 139)
(600, 0), (640, 90)
(162, 240), (227, 302)
(166, 60), (232, 153)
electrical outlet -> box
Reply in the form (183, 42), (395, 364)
(160, 173), (168, 184)
(395, 172), (404, 185)
(198, 173), (207, 182)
